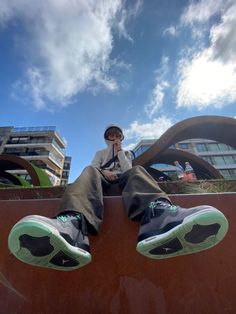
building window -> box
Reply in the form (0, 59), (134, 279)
(178, 143), (188, 150)
(218, 143), (229, 151)
(207, 143), (220, 151)
(18, 136), (29, 143)
(219, 169), (230, 178)
(134, 145), (149, 157)
(196, 143), (207, 152)
(212, 156), (225, 165)
(4, 147), (27, 154)
(223, 155), (236, 165)
(62, 171), (68, 178)
(227, 145), (234, 150)
(10, 137), (19, 143)
(219, 169), (236, 178)
(229, 169), (236, 176)
(202, 156), (213, 164)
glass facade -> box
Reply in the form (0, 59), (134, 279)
(202, 155), (236, 166)
(132, 138), (236, 180)
(178, 143), (189, 149)
(196, 142), (234, 153)
(134, 145), (150, 157)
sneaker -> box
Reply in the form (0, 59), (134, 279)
(8, 213), (92, 271)
(136, 200), (229, 259)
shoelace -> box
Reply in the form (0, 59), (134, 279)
(58, 213), (88, 244)
(149, 200), (170, 216)
(142, 200), (178, 225)
(75, 213), (88, 241)
(141, 201), (165, 225)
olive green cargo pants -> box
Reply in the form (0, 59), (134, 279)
(59, 165), (170, 234)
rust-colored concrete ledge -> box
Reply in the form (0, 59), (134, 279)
(0, 192), (236, 313)
(0, 186), (65, 200)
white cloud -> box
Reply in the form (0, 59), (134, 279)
(145, 81), (169, 117)
(211, 3), (236, 63)
(163, 26), (178, 37)
(177, 1), (236, 109)
(124, 116), (173, 142)
(180, 0), (233, 39)
(145, 56), (170, 117)
(116, 0), (142, 42)
(0, 0), (140, 110)
(177, 50), (236, 109)
(180, 0), (228, 25)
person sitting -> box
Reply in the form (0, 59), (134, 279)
(8, 125), (229, 271)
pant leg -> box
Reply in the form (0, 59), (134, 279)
(119, 165), (171, 221)
(58, 165), (110, 234)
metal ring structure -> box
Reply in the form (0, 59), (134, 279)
(133, 115), (236, 179)
(0, 155), (40, 186)
(0, 170), (23, 185)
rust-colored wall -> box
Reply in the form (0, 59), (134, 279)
(0, 194), (236, 314)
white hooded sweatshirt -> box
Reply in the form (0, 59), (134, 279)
(91, 138), (133, 175)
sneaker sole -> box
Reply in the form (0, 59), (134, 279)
(136, 208), (229, 259)
(8, 218), (92, 271)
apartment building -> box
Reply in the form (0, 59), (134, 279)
(0, 126), (71, 186)
(132, 138), (236, 179)
(60, 156), (72, 186)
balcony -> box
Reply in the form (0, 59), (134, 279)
(5, 138), (65, 156)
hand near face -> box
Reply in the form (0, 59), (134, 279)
(113, 139), (122, 153)
(107, 134), (122, 154)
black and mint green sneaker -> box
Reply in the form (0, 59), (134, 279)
(136, 200), (229, 259)
(8, 213), (91, 271)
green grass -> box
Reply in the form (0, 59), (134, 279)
(159, 179), (236, 194)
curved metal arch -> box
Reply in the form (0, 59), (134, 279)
(146, 167), (171, 181)
(0, 155), (40, 186)
(0, 171), (22, 185)
(133, 115), (236, 170)
(154, 148), (222, 179)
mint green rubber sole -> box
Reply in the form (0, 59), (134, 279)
(8, 219), (92, 271)
(136, 209), (229, 259)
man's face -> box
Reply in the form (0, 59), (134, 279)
(106, 127), (122, 141)
(107, 133), (122, 141)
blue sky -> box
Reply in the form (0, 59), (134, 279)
(1, 0), (236, 182)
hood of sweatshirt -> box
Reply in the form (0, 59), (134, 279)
(101, 125), (123, 169)
(104, 124), (124, 142)
(102, 139), (116, 167)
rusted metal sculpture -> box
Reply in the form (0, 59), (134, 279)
(0, 155), (40, 186)
(1, 116), (235, 184)
(155, 148), (222, 179)
(133, 115), (236, 179)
